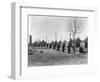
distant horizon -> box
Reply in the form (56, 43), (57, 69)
(28, 34), (88, 43)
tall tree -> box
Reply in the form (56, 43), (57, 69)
(67, 17), (84, 55)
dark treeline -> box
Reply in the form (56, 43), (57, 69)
(28, 35), (88, 54)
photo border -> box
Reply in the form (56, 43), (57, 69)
(11, 2), (96, 79)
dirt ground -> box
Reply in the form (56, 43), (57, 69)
(28, 47), (88, 66)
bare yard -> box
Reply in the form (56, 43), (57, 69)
(28, 47), (88, 66)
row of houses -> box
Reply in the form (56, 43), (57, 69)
(28, 36), (88, 54)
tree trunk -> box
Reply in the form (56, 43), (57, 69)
(73, 34), (76, 55)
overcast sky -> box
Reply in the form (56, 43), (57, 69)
(29, 15), (88, 43)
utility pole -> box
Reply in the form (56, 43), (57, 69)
(61, 34), (62, 42)
(55, 32), (57, 41)
(46, 35), (47, 43)
(38, 33), (39, 41)
(29, 35), (32, 44)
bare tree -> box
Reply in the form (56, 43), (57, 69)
(67, 17), (84, 55)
